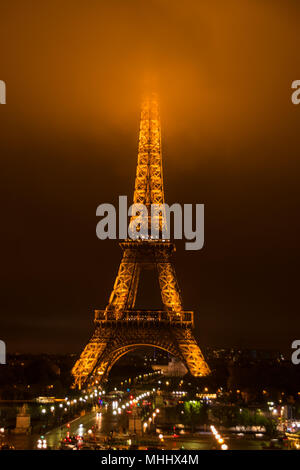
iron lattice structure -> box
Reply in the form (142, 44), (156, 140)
(72, 95), (210, 389)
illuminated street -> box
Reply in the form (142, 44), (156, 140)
(1, 379), (286, 450)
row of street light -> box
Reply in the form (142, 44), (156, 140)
(210, 425), (228, 450)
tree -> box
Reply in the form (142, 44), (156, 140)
(183, 401), (208, 433)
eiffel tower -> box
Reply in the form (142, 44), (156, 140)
(72, 94), (210, 389)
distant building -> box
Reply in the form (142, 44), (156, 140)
(152, 357), (187, 377)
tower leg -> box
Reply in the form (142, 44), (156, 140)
(106, 250), (138, 318)
(71, 330), (110, 388)
(173, 328), (210, 377)
(157, 262), (183, 315)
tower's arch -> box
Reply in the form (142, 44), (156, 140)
(92, 342), (180, 384)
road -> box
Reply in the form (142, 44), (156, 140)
(44, 409), (264, 450)
(44, 410), (215, 450)
(45, 409), (110, 449)
(1, 397), (268, 450)
(3, 409), (265, 450)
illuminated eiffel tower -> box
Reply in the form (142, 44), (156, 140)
(72, 95), (210, 389)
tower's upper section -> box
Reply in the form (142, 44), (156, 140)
(133, 94), (165, 211)
(131, 94), (166, 237)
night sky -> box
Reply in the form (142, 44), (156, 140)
(1, 0), (299, 354)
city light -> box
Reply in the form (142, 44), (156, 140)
(210, 425), (229, 450)
(37, 438), (47, 449)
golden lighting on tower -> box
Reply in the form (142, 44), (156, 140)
(72, 96), (210, 390)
